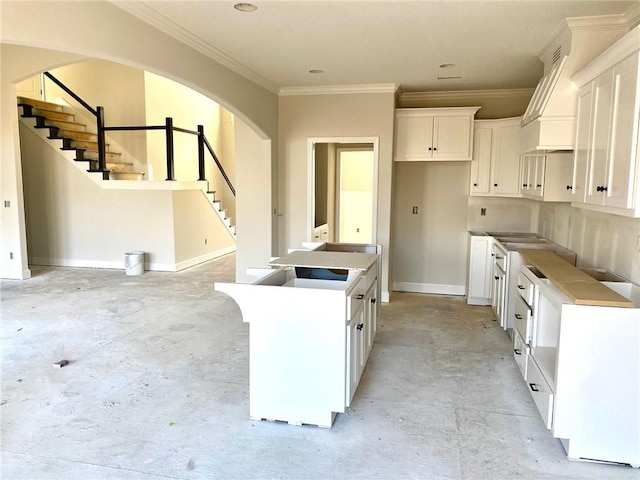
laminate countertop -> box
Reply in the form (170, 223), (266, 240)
(518, 249), (633, 308)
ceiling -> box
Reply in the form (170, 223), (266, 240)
(115, 1), (638, 94)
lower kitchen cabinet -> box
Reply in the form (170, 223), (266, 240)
(517, 263), (640, 467)
(215, 250), (379, 428)
(490, 241), (508, 327)
(466, 234), (493, 305)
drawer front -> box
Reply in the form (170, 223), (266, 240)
(513, 331), (529, 380)
(516, 271), (535, 307)
(361, 264), (378, 292)
(513, 295), (532, 344)
(346, 278), (365, 321)
(492, 244), (507, 270)
(526, 358), (554, 430)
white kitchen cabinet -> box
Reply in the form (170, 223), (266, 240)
(520, 153), (573, 202)
(466, 234), (493, 305)
(469, 117), (521, 196)
(571, 27), (640, 217)
(517, 262), (640, 467)
(394, 107), (480, 162)
(215, 250), (379, 428)
(490, 241), (508, 327)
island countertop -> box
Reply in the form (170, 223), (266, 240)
(269, 250), (378, 271)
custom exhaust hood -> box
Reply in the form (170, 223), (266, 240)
(519, 16), (632, 154)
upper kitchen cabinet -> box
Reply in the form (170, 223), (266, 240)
(469, 117), (521, 197)
(571, 26), (640, 217)
(520, 153), (573, 202)
(394, 107), (480, 162)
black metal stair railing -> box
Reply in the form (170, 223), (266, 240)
(41, 71), (236, 197)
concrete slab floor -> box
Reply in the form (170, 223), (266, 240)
(1, 254), (638, 480)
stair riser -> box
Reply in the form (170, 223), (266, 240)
(77, 151), (121, 162)
(49, 129), (97, 142)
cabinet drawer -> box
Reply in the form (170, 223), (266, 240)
(513, 295), (532, 344)
(346, 279), (365, 321)
(361, 263), (378, 292)
(513, 331), (529, 380)
(526, 358), (554, 430)
(516, 271), (535, 307)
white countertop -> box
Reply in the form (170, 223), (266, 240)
(269, 250), (378, 271)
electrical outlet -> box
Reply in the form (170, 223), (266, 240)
(480, 208), (486, 216)
(412, 206), (418, 214)
(204, 238), (208, 245)
(4, 201), (10, 208)
(9, 252), (13, 260)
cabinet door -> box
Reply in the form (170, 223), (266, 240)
(395, 114), (434, 161)
(586, 69), (614, 205)
(432, 115), (472, 160)
(490, 124), (521, 195)
(520, 155), (534, 195)
(364, 281), (377, 360)
(604, 52), (639, 209)
(572, 84), (592, 203)
(533, 155), (546, 197)
(345, 308), (364, 407)
(469, 127), (492, 194)
(467, 236), (492, 304)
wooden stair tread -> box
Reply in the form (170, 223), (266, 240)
(17, 96), (65, 112)
(518, 249), (633, 308)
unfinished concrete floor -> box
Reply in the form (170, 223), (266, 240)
(1, 254), (638, 480)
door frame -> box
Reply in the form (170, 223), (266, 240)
(307, 136), (379, 243)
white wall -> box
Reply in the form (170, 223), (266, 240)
(46, 60), (148, 166)
(1, 1), (277, 280)
(278, 91), (396, 301)
(393, 162), (470, 294)
(540, 203), (640, 284)
(467, 196), (540, 233)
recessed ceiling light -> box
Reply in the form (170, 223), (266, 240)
(234, 3), (257, 12)
(439, 63), (456, 69)
(437, 76), (462, 80)
(309, 69), (324, 74)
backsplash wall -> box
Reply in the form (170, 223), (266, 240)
(539, 204), (640, 285)
(467, 197), (540, 233)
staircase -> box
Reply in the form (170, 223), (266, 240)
(17, 96), (237, 239)
(17, 96), (144, 180)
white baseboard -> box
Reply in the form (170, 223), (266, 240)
(466, 296), (491, 306)
(29, 247), (235, 273)
(393, 282), (465, 296)
(381, 291), (390, 303)
(174, 246), (236, 271)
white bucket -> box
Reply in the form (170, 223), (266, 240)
(124, 251), (145, 276)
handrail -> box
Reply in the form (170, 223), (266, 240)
(42, 71), (236, 198)
(203, 135), (236, 197)
(43, 72), (97, 117)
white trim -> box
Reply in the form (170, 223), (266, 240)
(174, 246), (236, 271)
(381, 291), (390, 304)
(112, 1), (280, 94)
(466, 297), (491, 306)
(29, 247), (236, 273)
(280, 84), (399, 96)
(399, 88), (534, 104)
(307, 137), (380, 245)
(393, 282), (465, 296)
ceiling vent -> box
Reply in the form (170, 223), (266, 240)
(552, 46), (563, 64)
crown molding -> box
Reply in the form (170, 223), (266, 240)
(279, 84), (400, 96)
(111, 1), (280, 94)
(399, 88), (534, 103)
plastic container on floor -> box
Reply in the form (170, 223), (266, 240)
(124, 251), (144, 276)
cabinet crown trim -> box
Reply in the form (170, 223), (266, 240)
(572, 25), (640, 87)
(395, 106), (481, 117)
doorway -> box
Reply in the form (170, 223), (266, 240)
(308, 137), (378, 244)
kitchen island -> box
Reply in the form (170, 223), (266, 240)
(215, 250), (379, 428)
